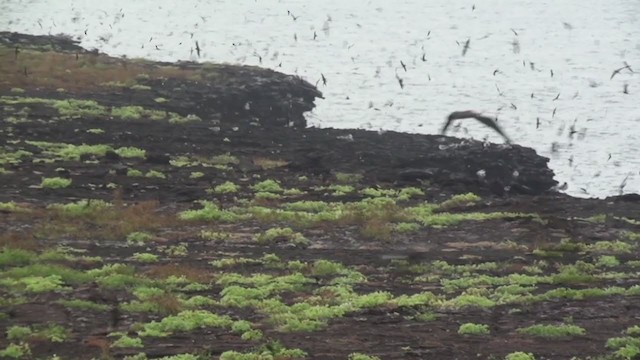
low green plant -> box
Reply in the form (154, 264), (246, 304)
(6, 326), (32, 340)
(200, 230), (231, 242)
(48, 199), (111, 217)
(211, 153), (239, 165)
(251, 179), (283, 193)
(189, 172), (204, 179)
(179, 201), (246, 222)
(394, 222), (421, 233)
(596, 255), (620, 267)
(348, 353), (381, 360)
(127, 231), (154, 244)
(138, 310), (234, 337)
(116, 146), (146, 158)
(56, 299), (110, 311)
(40, 177), (72, 189)
(256, 227), (310, 246)
(127, 169), (144, 177)
(505, 352), (536, 360)
(335, 172), (363, 183)
(517, 323), (586, 337)
(438, 192), (481, 209)
(213, 181), (240, 194)
(458, 323), (490, 335)
(0, 342), (31, 358)
(132, 253), (160, 263)
(145, 170), (166, 179)
(111, 334), (144, 348)
(0, 248), (35, 266)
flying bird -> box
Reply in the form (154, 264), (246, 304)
(611, 63), (633, 80)
(462, 38), (471, 56)
(400, 60), (407, 72)
(195, 41), (201, 57)
(441, 111), (512, 144)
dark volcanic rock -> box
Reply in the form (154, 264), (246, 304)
(0, 31), (558, 196)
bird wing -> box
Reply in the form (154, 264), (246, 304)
(474, 115), (512, 143)
(440, 116), (454, 134)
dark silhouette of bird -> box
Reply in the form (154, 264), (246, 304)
(395, 72), (404, 89)
(511, 28), (518, 36)
(287, 10), (299, 21)
(421, 53), (426, 62)
(321, 73), (327, 86)
(552, 107), (557, 118)
(313, 31), (317, 40)
(441, 111), (512, 143)
(536, 117), (541, 129)
(611, 63), (633, 80)
(195, 41), (201, 57)
(550, 69), (554, 77)
(462, 38), (471, 56)
(495, 83), (504, 96)
(400, 60), (407, 72)
(553, 93), (560, 101)
(623, 83), (629, 94)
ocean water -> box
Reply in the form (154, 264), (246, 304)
(1, 0), (639, 198)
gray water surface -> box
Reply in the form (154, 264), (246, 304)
(2, 0), (639, 197)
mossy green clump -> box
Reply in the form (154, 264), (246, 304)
(26, 140), (112, 161)
(219, 342), (307, 360)
(200, 231), (231, 242)
(335, 172), (363, 183)
(116, 146), (146, 158)
(145, 170), (166, 179)
(505, 352), (536, 360)
(179, 201), (246, 222)
(348, 353), (381, 360)
(6, 324), (67, 342)
(56, 299), (110, 311)
(132, 253), (160, 263)
(256, 227), (310, 246)
(138, 310), (234, 337)
(40, 177), (72, 189)
(53, 99), (107, 118)
(517, 324), (586, 337)
(111, 105), (166, 120)
(48, 199), (112, 217)
(0, 342), (31, 358)
(251, 179), (284, 193)
(458, 323), (490, 335)
(438, 192), (481, 209)
(127, 169), (144, 177)
(0, 248), (36, 266)
(110, 334), (144, 348)
(211, 153), (239, 165)
(127, 231), (154, 244)
(213, 181), (240, 194)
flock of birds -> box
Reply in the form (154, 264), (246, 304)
(19, 2), (638, 195)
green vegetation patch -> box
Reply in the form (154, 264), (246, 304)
(458, 323), (490, 335)
(40, 177), (71, 189)
(517, 323), (586, 337)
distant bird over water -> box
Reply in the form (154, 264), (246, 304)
(441, 111), (512, 144)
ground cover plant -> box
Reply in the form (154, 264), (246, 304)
(0, 34), (639, 360)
